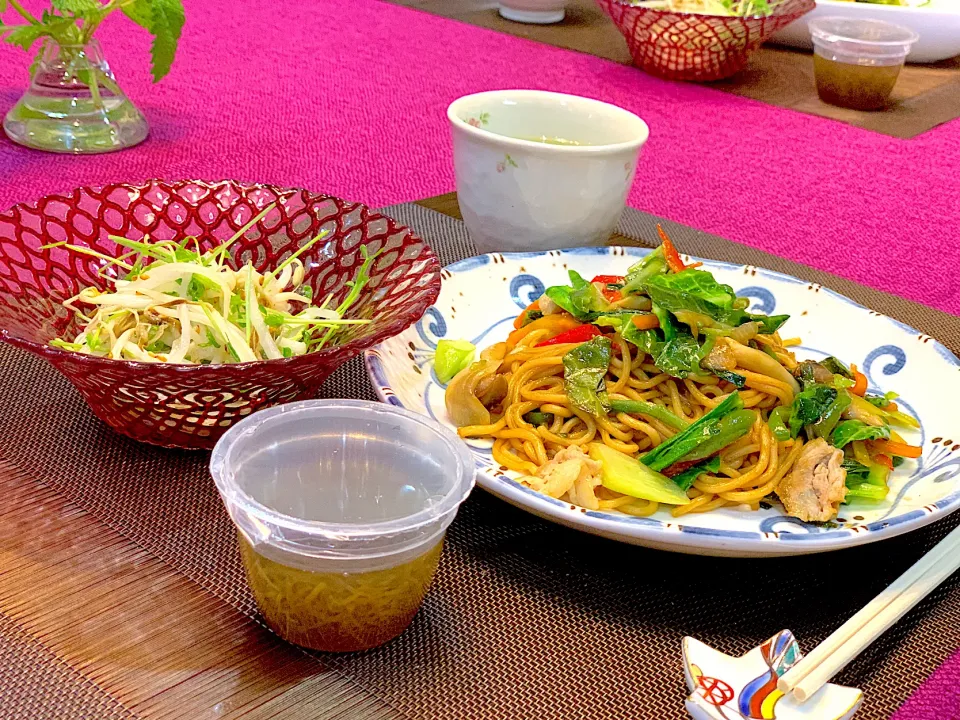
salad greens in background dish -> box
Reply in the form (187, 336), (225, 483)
(629, 0), (928, 17)
(838, 0), (930, 6)
(629, 0), (797, 16)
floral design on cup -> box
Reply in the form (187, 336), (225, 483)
(466, 111), (490, 128)
(496, 154), (518, 173)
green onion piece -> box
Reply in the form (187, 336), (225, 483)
(670, 455), (722, 491)
(640, 392), (744, 471)
(866, 462), (890, 487)
(207, 202), (278, 264)
(263, 308), (286, 327)
(267, 228), (330, 282)
(768, 406), (791, 441)
(314, 246), (379, 351)
(42, 241), (134, 270)
(85, 327), (102, 352)
(50, 338), (83, 351)
(609, 398), (690, 431)
(108, 235), (176, 262)
(244, 263), (255, 347)
(845, 482), (888, 501)
(676, 410), (757, 464)
(434, 339), (476, 384)
(523, 410), (553, 426)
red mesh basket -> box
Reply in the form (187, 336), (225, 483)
(0, 180), (441, 449)
(596, 0), (815, 81)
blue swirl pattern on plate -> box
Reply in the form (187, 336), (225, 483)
(509, 274), (545, 310)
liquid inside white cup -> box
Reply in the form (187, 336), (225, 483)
(447, 90), (649, 254)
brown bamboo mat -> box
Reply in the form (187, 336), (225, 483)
(388, 0), (960, 139)
(0, 199), (958, 720)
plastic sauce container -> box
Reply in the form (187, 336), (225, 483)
(210, 399), (475, 652)
(810, 17), (919, 111)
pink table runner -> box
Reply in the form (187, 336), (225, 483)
(1, 0), (959, 316)
(0, 0), (957, 715)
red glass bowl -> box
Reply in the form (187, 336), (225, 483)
(596, 0), (815, 82)
(0, 180), (441, 449)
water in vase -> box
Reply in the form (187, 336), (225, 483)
(3, 40), (148, 154)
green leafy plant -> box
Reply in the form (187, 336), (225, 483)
(0, 0), (185, 82)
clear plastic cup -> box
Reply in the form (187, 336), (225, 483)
(810, 17), (919, 111)
(210, 399), (475, 652)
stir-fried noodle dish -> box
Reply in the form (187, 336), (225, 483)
(444, 230), (921, 523)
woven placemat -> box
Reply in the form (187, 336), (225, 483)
(0, 202), (957, 720)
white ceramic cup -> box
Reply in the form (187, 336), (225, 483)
(498, 0), (566, 24)
(447, 90), (649, 255)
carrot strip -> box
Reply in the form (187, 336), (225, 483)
(850, 364), (868, 396)
(871, 440), (922, 459)
(513, 299), (540, 330)
(631, 314), (660, 331)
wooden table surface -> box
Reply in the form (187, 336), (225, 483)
(391, 0), (960, 139)
(0, 194), (625, 720)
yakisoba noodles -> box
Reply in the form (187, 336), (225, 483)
(443, 230), (922, 523)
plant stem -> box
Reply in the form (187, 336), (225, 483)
(87, 67), (104, 111)
(8, 0), (40, 25)
(81, 0), (133, 42)
(96, 68), (123, 96)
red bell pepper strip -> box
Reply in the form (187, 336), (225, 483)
(874, 454), (893, 470)
(536, 324), (603, 347)
(591, 275), (626, 285)
(602, 288), (622, 303)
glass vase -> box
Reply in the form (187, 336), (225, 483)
(3, 39), (148, 154)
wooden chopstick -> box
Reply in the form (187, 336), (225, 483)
(778, 523), (960, 702)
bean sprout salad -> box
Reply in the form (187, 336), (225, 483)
(46, 205), (376, 364)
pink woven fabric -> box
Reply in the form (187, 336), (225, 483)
(892, 648), (960, 720)
(0, 2), (956, 711)
(0, 0), (957, 316)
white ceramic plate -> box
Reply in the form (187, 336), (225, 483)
(771, 0), (960, 64)
(364, 247), (960, 557)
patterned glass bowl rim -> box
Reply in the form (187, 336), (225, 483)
(0, 180), (442, 377)
(598, 0), (815, 22)
(364, 246), (960, 556)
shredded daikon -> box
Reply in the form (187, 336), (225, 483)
(46, 205), (377, 364)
